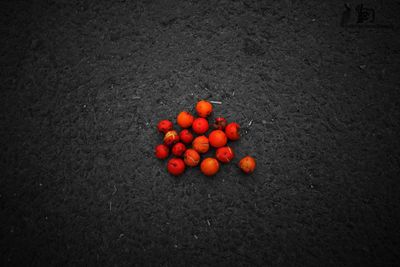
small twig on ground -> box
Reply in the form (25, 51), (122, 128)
(209, 100), (222, 105)
(132, 96), (141, 100)
(207, 219), (211, 226)
(248, 120), (253, 127)
(112, 185), (117, 195)
(109, 201), (112, 212)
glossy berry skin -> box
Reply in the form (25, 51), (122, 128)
(172, 142), (186, 157)
(167, 158), (186, 176)
(239, 156), (256, 174)
(192, 118), (209, 135)
(183, 149), (200, 167)
(216, 146), (234, 163)
(157, 120), (173, 134)
(196, 100), (213, 118)
(177, 111), (194, 128)
(208, 130), (228, 148)
(192, 136), (209, 154)
(200, 158), (220, 176)
(179, 129), (194, 144)
(155, 144), (169, 159)
(164, 130), (179, 146)
(213, 117), (227, 130)
(225, 122), (240, 141)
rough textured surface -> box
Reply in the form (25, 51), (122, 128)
(1, 0), (400, 266)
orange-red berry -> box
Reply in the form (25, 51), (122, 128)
(164, 130), (179, 146)
(183, 149), (200, 167)
(179, 129), (194, 144)
(155, 144), (169, 159)
(177, 111), (194, 128)
(196, 100), (213, 118)
(225, 122), (240, 141)
(167, 158), (185, 176)
(200, 158), (220, 176)
(192, 135), (209, 154)
(172, 142), (186, 157)
(157, 120), (173, 134)
(192, 118), (209, 135)
(238, 156), (256, 174)
(208, 130), (228, 148)
(216, 146), (234, 163)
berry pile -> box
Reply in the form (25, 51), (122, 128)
(155, 100), (256, 176)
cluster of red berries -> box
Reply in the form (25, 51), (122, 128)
(155, 100), (256, 176)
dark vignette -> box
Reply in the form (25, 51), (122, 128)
(1, 0), (399, 266)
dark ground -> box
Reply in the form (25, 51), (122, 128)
(1, 0), (400, 266)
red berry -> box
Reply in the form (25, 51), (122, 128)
(209, 130), (228, 148)
(167, 158), (185, 176)
(164, 130), (179, 146)
(155, 144), (169, 159)
(200, 158), (220, 176)
(225, 122), (240, 141)
(172, 142), (186, 157)
(177, 111), (194, 128)
(192, 118), (209, 135)
(239, 156), (256, 174)
(216, 146), (234, 163)
(157, 120), (173, 134)
(179, 129), (194, 144)
(213, 117), (227, 130)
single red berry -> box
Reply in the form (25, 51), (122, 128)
(172, 142), (186, 157)
(167, 158), (185, 176)
(177, 111), (194, 128)
(155, 144), (169, 159)
(216, 146), (234, 163)
(200, 157), (220, 176)
(164, 130), (179, 146)
(225, 122), (240, 141)
(179, 129), (194, 144)
(157, 120), (173, 134)
(192, 118), (209, 135)
(183, 149), (200, 167)
(239, 156), (256, 174)
(196, 100), (213, 118)
(209, 130), (228, 148)
(213, 117), (227, 130)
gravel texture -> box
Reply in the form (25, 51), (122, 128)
(1, 0), (400, 266)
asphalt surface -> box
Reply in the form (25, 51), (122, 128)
(1, 0), (400, 266)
